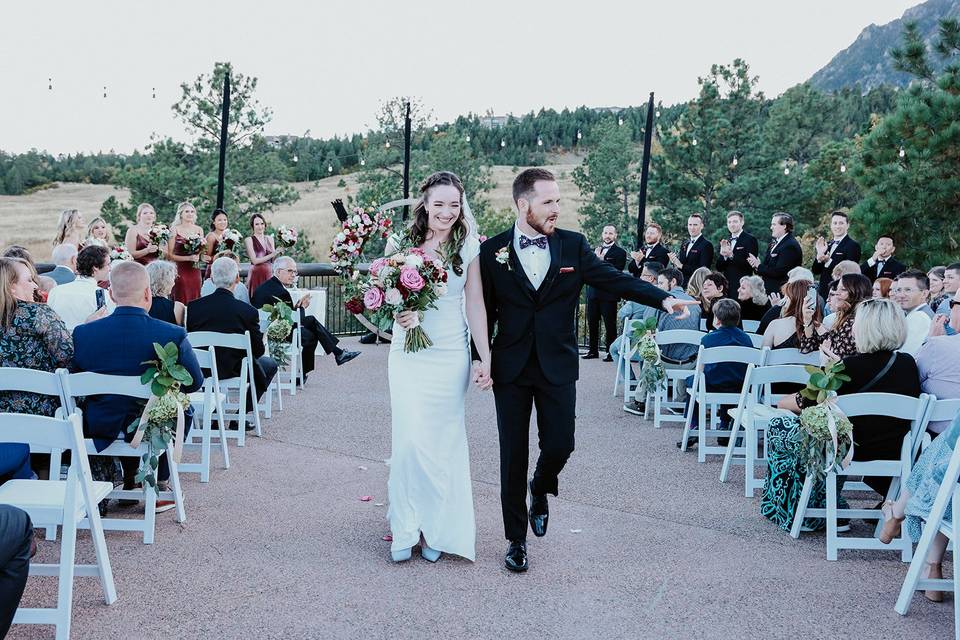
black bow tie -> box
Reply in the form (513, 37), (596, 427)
(519, 235), (547, 250)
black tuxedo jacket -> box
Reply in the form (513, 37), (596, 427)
(715, 231), (759, 288)
(758, 233), (803, 295)
(860, 256), (906, 282)
(812, 236), (862, 298)
(477, 228), (669, 386)
(186, 288), (265, 379)
(627, 243), (670, 277)
(586, 244), (627, 301)
(251, 276), (293, 309)
(679, 236), (715, 286)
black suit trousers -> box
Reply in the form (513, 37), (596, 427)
(493, 351), (576, 542)
(0, 505), (31, 638)
(300, 316), (339, 375)
(586, 299), (618, 354)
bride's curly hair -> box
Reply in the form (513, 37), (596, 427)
(407, 171), (469, 276)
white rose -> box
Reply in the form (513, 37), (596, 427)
(336, 232), (346, 242)
(404, 254), (424, 268)
(379, 266), (396, 280)
(353, 215), (362, 224)
(435, 281), (448, 296)
(385, 288), (403, 305)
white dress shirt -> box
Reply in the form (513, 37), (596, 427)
(46, 276), (115, 331)
(901, 306), (933, 356)
(686, 235), (702, 256)
(513, 223), (551, 290)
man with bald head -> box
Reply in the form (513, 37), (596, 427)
(72, 260), (203, 512)
(251, 255), (359, 376)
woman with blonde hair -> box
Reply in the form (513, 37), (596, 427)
(51, 209), (85, 248)
(146, 260), (185, 325)
(685, 266), (711, 299)
(736, 275), (770, 321)
(167, 201), (204, 304)
(125, 203), (161, 265)
(84, 216), (116, 248)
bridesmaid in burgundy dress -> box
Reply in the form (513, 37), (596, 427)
(168, 201), (204, 304)
(203, 208), (230, 280)
(125, 203), (161, 266)
(244, 213), (281, 296)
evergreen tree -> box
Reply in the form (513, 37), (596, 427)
(573, 120), (640, 246)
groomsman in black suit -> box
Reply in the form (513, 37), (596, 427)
(584, 225), (628, 361)
(715, 210), (758, 293)
(748, 212), (803, 295)
(627, 222), (670, 277)
(860, 234), (906, 282)
(811, 211), (862, 300)
(668, 213), (714, 286)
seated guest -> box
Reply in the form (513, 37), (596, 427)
(47, 244), (115, 331)
(762, 280), (819, 350)
(186, 257), (278, 407)
(821, 280), (840, 329)
(0, 505), (33, 638)
(199, 250), (250, 303)
(916, 319), (960, 433)
(146, 260), (185, 325)
(872, 277), (893, 299)
(799, 273), (872, 360)
(72, 261), (203, 513)
(48, 243), (78, 285)
(934, 262), (960, 316)
(927, 266), (947, 310)
(892, 269), (933, 356)
(251, 256), (359, 375)
(736, 275), (769, 321)
(685, 266), (711, 299)
(756, 266), (817, 335)
(698, 272), (730, 331)
(762, 298), (920, 531)
(830, 259), (861, 282)
(2, 246), (44, 303)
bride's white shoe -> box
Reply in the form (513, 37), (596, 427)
(391, 547), (412, 562)
(421, 544), (441, 563)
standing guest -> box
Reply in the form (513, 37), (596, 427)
(812, 211), (861, 300)
(763, 280), (820, 350)
(48, 244), (78, 285)
(916, 320), (960, 433)
(698, 272), (729, 331)
(668, 213), (714, 286)
(736, 275), (769, 321)
(928, 266), (947, 310)
(628, 222), (669, 277)
(716, 210), (759, 290)
(584, 225), (627, 361)
(124, 203), (161, 265)
(245, 213), (281, 296)
(51, 208), (85, 249)
(685, 266), (712, 300)
(251, 256), (360, 376)
(146, 260), (185, 326)
(84, 216), (116, 248)
(872, 277), (893, 299)
(0, 506), (33, 638)
(46, 245), (114, 331)
(199, 251), (251, 303)
(203, 208), (230, 280)
(799, 273), (872, 359)
(167, 201), (204, 304)
(860, 234), (905, 282)
(892, 269), (933, 356)
(749, 212), (803, 295)
(934, 262), (960, 316)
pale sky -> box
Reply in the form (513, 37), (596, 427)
(0, 0), (921, 154)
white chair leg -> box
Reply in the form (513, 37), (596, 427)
(86, 501), (117, 604)
(55, 515), (78, 640)
(745, 417), (758, 498)
(826, 472), (838, 561)
(143, 465), (157, 545)
(790, 475), (815, 539)
(719, 414), (741, 483)
(167, 453), (186, 524)
(697, 396), (707, 464)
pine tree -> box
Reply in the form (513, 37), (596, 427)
(573, 120), (640, 246)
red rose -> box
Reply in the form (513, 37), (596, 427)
(345, 297), (364, 314)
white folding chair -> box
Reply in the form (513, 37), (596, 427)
(761, 347), (822, 366)
(643, 329), (704, 429)
(789, 392), (931, 561)
(748, 333), (764, 348)
(187, 330), (262, 446)
(699, 318), (708, 332)
(680, 344), (767, 462)
(1, 413), (116, 640)
(719, 363), (809, 496)
(179, 346), (230, 482)
(58, 371), (187, 544)
(258, 309), (303, 400)
(743, 319), (761, 333)
(612, 322), (635, 399)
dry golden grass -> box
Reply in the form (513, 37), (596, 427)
(0, 163), (586, 262)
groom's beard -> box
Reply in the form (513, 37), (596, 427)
(526, 210), (557, 236)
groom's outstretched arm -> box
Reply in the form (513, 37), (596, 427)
(578, 234), (669, 310)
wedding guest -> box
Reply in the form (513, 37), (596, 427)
(736, 275), (769, 321)
(627, 222), (669, 277)
(48, 243), (78, 285)
(85, 216), (116, 248)
(860, 234), (906, 282)
(71, 260), (203, 513)
(716, 210), (759, 289)
(872, 277), (893, 299)
(749, 212), (803, 295)
(584, 225), (627, 361)
(916, 319), (960, 433)
(669, 213), (714, 286)
(244, 213), (281, 296)
(2, 247), (44, 303)
(935, 262), (960, 316)
(252, 256), (359, 375)
(928, 266), (947, 310)
(167, 201), (203, 304)
(812, 211), (861, 300)
(830, 260), (861, 282)
(0, 506), (32, 638)
(186, 257), (277, 407)
(47, 245), (114, 331)
(202, 208), (230, 279)
(762, 280), (819, 350)
(37, 276), (57, 300)
(798, 273), (872, 359)
(51, 208), (85, 249)
(685, 266), (711, 300)
(698, 272), (729, 331)
(893, 269), (933, 356)
(199, 251), (250, 303)
(146, 260), (185, 326)
(763, 298), (920, 530)
(611, 263), (661, 383)
(124, 203), (161, 265)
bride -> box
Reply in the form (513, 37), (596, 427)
(387, 171), (491, 563)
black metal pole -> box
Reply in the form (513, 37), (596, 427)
(215, 71), (231, 210)
(636, 92), (655, 249)
(402, 101), (412, 220)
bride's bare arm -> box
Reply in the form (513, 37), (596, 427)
(464, 258), (491, 364)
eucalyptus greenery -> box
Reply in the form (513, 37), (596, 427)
(798, 360), (854, 479)
(263, 301), (294, 368)
(628, 317), (666, 397)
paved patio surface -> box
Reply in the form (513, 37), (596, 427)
(9, 338), (953, 639)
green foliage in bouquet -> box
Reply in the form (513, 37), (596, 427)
(798, 360), (854, 478)
(628, 317), (666, 396)
(799, 360), (851, 403)
(263, 301), (294, 368)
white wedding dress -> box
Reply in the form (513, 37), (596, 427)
(387, 235), (480, 561)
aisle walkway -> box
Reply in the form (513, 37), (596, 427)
(10, 340), (951, 639)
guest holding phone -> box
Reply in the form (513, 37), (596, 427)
(46, 245), (114, 331)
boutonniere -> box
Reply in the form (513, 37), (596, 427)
(495, 245), (512, 271)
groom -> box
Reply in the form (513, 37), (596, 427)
(474, 168), (696, 572)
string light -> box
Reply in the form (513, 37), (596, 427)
(655, 110), (661, 118)
(433, 125), (439, 133)
(328, 165), (334, 173)
(385, 140), (391, 149)
(360, 157), (366, 166)
(576, 129), (582, 140)
(103, 86), (107, 98)
(899, 146), (905, 158)
(537, 136), (543, 147)
(152, 87), (156, 99)
(784, 167), (790, 175)
(691, 138), (697, 146)
(732, 156), (738, 167)
(292, 154), (298, 163)
(618, 117), (624, 126)
(500, 139), (506, 148)
(840, 162), (846, 173)
(465, 134), (471, 142)
(48, 77), (52, 91)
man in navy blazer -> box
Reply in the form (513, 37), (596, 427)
(72, 261), (203, 492)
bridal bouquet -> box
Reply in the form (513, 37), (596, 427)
(148, 223), (170, 253)
(180, 232), (206, 269)
(109, 245), (132, 262)
(329, 207), (393, 272)
(359, 248), (448, 352)
(798, 361), (854, 479)
(215, 228), (242, 253)
(277, 225), (299, 248)
(262, 301), (294, 367)
(628, 317), (666, 397)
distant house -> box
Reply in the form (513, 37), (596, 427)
(479, 116), (508, 129)
(592, 106), (625, 114)
(264, 135), (300, 148)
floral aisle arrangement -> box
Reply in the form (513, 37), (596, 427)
(329, 207), (393, 272)
(148, 224), (170, 254)
(628, 317), (666, 397)
(180, 232), (206, 269)
(109, 245), (132, 262)
(263, 301), (295, 367)
(127, 342), (193, 490)
(797, 360), (854, 480)
(215, 228), (242, 253)
(277, 225), (299, 249)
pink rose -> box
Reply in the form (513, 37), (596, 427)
(369, 257), (388, 276)
(399, 267), (425, 292)
(363, 287), (385, 310)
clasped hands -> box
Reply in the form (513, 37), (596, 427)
(471, 360), (493, 390)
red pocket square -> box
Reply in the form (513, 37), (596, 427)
(560, 267), (575, 274)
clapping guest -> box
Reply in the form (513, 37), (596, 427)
(892, 270), (933, 356)
(928, 266), (948, 310)
(934, 263), (960, 316)
(146, 260), (185, 326)
(811, 211), (861, 300)
(199, 251), (250, 303)
(46, 245), (114, 331)
(716, 210), (759, 288)
(860, 234), (906, 282)
(749, 212), (803, 295)
(669, 213), (714, 286)
(798, 273), (872, 359)
(244, 213), (281, 296)
(628, 222), (669, 277)
(85, 216), (116, 248)
(125, 203), (161, 265)
(51, 209), (85, 249)
(48, 243), (78, 285)
(168, 201), (203, 304)
(872, 277), (893, 299)
(736, 275), (769, 321)
(584, 225), (627, 361)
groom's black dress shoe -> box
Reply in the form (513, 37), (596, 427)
(505, 541), (528, 572)
(528, 480), (549, 538)
(581, 352), (599, 360)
